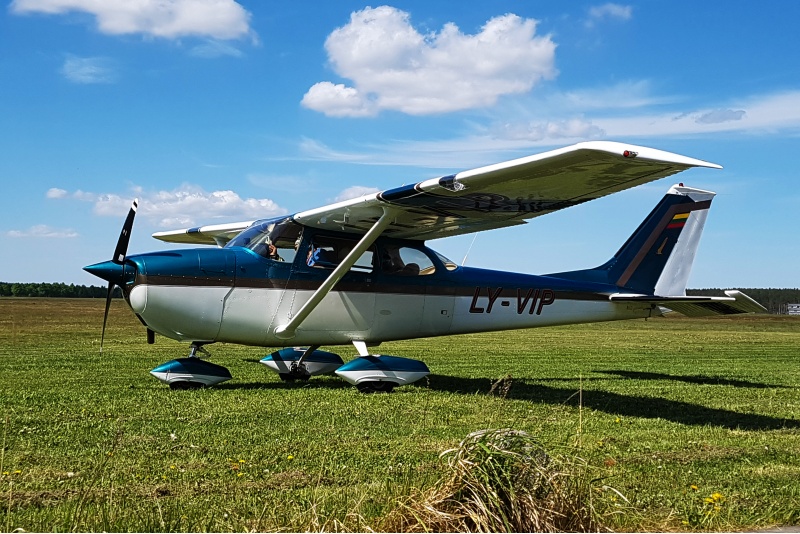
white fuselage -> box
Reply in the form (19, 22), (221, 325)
(128, 282), (653, 347)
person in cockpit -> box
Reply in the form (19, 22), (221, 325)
(267, 242), (283, 261)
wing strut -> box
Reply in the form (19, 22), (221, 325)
(274, 207), (398, 340)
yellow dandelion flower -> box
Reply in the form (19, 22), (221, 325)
(239, 459), (245, 464)
(170, 465), (177, 470)
(690, 484), (699, 491)
(287, 454), (294, 461)
(237, 472), (244, 477)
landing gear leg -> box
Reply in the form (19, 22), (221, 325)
(278, 345), (320, 381)
(188, 343), (211, 359)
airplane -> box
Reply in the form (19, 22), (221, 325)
(84, 140), (765, 391)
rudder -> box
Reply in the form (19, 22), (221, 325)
(550, 184), (716, 296)
(608, 184), (715, 295)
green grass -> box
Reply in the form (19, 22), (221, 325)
(1, 298), (799, 531)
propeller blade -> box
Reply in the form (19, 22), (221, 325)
(100, 281), (114, 354)
(112, 198), (139, 264)
(97, 197), (138, 354)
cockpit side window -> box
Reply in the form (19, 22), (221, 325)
(226, 218), (303, 262)
(306, 235), (375, 273)
(379, 245), (436, 276)
(434, 251), (459, 271)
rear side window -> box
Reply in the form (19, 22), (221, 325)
(379, 245), (435, 276)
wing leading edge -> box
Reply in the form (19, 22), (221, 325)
(152, 141), (720, 245)
(152, 220), (255, 246)
(293, 141), (721, 240)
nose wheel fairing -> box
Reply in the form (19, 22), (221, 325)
(149, 357), (232, 388)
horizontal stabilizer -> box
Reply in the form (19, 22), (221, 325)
(610, 290), (766, 316)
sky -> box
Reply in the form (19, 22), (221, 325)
(1, 0), (798, 289)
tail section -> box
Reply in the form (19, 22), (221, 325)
(608, 184), (715, 295)
(552, 184), (715, 296)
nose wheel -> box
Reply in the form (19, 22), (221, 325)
(150, 343), (232, 388)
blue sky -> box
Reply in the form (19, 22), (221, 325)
(1, 0), (798, 288)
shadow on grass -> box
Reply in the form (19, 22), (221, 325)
(596, 369), (790, 389)
(216, 376), (352, 391)
(423, 374), (800, 431)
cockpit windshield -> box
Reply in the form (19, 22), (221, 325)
(225, 217), (303, 262)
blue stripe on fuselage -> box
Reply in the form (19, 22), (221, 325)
(124, 239), (619, 302)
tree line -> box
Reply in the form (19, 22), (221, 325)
(2, 282), (799, 313)
(686, 288), (800, 315)
(0, 282), (121, 298)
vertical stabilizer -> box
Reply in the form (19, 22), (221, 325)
(550, 185), (716, 296)
(651, 186), (715, 296)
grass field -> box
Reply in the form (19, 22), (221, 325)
(1, 297), (799, 531)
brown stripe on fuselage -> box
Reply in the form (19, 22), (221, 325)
(135, 273), (610, 302)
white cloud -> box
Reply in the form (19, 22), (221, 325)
(293, 91), (800, 169)
(493, 118), (605, 141)
(334, 186), (380, 203)
(302, 6), (556, 117)
(696, 108), (746, 124)
(549, 80), (673, 111)
(189, 40), (244, 58)
(53, 185), (284, 227)
(600, 91), (800, 137)
(302, 82), (377, 118)
(46, 187), (68, 199)
(6, 225), (79, 238)
(61, 55), (117, 84)
(298, 138), (374, 163)
(10, 0), (253, 40)
(586, 3), (633, 27)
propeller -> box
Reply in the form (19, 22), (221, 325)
(85, 198), (138, 353)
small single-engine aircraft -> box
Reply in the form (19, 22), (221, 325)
(84, 141), (765, 391)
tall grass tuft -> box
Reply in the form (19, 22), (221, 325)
(384, 428), (617, 532)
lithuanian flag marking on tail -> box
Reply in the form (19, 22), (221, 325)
(667, 212), (690, 229)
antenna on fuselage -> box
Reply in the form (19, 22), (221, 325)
(461, 234), (478, 266)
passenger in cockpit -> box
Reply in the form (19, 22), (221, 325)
(267, 242), (283, 261)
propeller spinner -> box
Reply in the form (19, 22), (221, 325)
(83, 198), (138, 353)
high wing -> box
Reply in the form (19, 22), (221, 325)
(153, 141), (720, 245)
(153, 220), (255, 246)
(295, 141), (720, 240)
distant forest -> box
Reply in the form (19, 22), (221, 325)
(0, 282), (121, 299)
(1, 282), (799, 314)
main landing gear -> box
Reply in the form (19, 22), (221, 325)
(260, 349), (429, 393)
(150, 344), (430, 393)
(149, 343), (233, 389)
